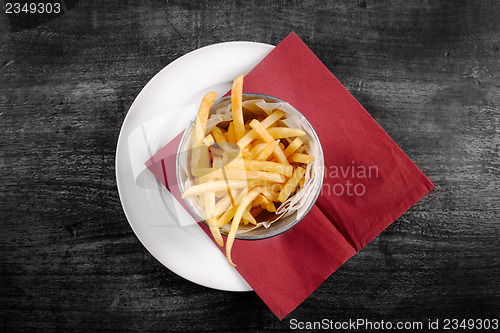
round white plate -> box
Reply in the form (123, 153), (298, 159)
(116, 42), (275, 291)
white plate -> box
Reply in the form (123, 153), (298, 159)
(115, 42), (275, 291)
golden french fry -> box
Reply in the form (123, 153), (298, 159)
(206, 216), (224, 245)
(189, 129), (202, 169)
(244, 170), (287, 182)
(198, 166), (286, 183)
(249, 119), (274, 143)
(226, 122), (237, 144)
(251, 192), (276, 212)
(272, 144), (290, 165)
(191, 98), (214, 170)
(199, 92), (216, 135)
(260, 110), (285, 127)
(252, 194), (270, 207)
(191, 167), (213, 177)
(181, 180), (248, 198)
(213, 193), (233, 217)
(248, 143), (269, 160)
(214, 188), (248, 218)
(242, 214), (248, 225)
(193, 92), (217, 149)
(226, 187), (261, 266)
(283, 138), (303, 158)
(278, 167), (307, 202)
(267, 127), (306, 139)
(198, 145), (211, 169)
(217, 143), (240, 154)
(211, 127), (226, 142)
(264, 200), (276, 212)
(242, 159), (293, 177)
(237, 110), (285, 148)
(204, 180), (223, 246)
(289, 153), (314, 164)
(246, 179), (282, 188)
(217, 206), (237, 228)
(231, 74), (246, 141)
(256, 140), (280, 161)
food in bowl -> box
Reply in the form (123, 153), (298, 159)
(180, 75), (316, 266)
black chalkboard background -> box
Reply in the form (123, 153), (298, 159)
(1, 1), (499, 331)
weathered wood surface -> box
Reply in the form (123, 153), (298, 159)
(1, 1), (499, 331)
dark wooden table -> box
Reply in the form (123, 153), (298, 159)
(1, 1), (499, 331)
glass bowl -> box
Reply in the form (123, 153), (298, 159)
(176, 93), (324, 240)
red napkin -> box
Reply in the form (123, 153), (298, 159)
(145, 32), (434, 319)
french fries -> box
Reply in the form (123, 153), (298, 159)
(181, 75), (314, 266)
